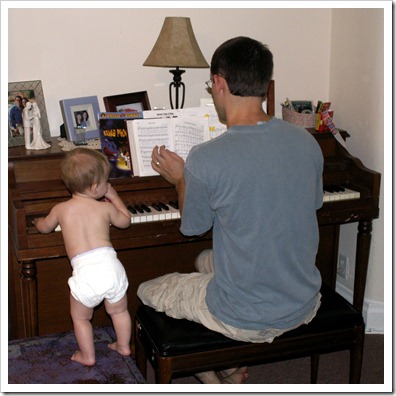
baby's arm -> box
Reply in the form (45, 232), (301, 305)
(105, 184), (131, 229)
(32, 206), (60, 234)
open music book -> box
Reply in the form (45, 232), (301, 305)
(126, 107), (226, 177)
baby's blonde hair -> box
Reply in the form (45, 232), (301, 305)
(61, 148), (110, 194)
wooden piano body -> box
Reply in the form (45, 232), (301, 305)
(8, 131), (380, 345)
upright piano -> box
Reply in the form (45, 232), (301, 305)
(8, 130), (380, 346)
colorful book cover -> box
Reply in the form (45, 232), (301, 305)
(98, 112), (142, 178)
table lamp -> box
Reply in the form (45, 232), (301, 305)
(143, 17), (209, 109)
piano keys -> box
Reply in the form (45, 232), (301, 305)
(8, 129), (380, 343)
(323, 185), (360, 202)
(55, 186), (362, 232)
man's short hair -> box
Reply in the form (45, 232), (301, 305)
(210, 36), (273, 98)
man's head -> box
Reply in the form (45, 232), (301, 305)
(14, 95), (22, 108)
(210, 36), (273, 99)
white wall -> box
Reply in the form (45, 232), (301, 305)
(7, 5), (385, 310)
(8, 7), (331, 130)
(329, 9), (385, 305)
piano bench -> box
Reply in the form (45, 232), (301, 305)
(134, 284), (365, 384)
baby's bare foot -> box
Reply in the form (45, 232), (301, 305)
(71, 351), (95, 366)
(108, 342), (131, 357)
(220, 367), (249, 384)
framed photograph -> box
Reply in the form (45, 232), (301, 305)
(8, 80), (51, 147)
(103, 91), (151, 113)
(59, 96), (100, 141)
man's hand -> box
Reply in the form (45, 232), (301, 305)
(151, 145), (185, 186)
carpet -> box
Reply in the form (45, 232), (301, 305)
(8, 326), (146, 384)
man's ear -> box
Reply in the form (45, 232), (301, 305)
(214, 74), (228, 93)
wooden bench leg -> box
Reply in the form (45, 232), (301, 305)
(349, 330), (365, 384)
(311, 353), (320, 383)
(134, 321), (147, 380)
(155, 357), (173, 384)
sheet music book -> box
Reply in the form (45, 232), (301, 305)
(125, 107), (227, 177)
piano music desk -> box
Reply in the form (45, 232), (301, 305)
(8, 133), (380, 355)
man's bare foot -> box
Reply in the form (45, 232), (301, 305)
(219, 367), (249, 384)
(71, 351), (95, 366)
(107, 341), (131, 357)
(195, 367), (249, 384)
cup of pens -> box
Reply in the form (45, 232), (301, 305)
(74, 126), (87, 146)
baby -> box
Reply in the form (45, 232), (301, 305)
(33, 148), (132, 366)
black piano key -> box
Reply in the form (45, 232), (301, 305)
(169, 201), (179, 209)
(141, 204), (151, 213)
(324, 184), (347, 193)
(158, 202), (170, 211)
(134, 205), (144, 214)
(127, 205), (137, 214)
(152, 203), (162, 211)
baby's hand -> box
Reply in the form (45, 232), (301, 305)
(32, 217), (44, 227)
(104, 183), (118, 202)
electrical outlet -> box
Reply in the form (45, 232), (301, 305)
(338, 254), (349, 279)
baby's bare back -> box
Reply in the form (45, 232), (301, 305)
(58, 197), (113, 259)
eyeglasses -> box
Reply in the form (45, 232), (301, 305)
(205, 73), (226, 91)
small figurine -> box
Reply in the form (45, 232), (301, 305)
(24, 101), (50, 150)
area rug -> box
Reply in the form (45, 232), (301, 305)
(8, 326), (146, 384)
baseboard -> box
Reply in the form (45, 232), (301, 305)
(335, 281), (384, 334)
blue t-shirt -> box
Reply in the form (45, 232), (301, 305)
(180, 118), (323, 330)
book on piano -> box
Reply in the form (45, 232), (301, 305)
(98, 112), (142, 178)
(126, 108), (227, 177)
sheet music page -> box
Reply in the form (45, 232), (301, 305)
(127, 119), (174, 176)
(127, 110), (222, 176)
(177, 107), (227, 140)
(173, 117), (210, 160)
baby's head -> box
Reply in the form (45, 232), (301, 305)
(61, 148), (110, 194)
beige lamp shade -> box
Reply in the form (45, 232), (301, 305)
(143, 17), (209, 68)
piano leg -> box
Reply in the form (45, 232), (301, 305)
(20, 261), (38, 338)
(353, 220), (373, 312)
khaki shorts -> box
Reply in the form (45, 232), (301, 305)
(137, 249), (321, 343)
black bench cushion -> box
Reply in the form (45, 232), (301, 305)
(136, 284), (363, 357)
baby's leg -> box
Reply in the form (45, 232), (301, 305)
(105, 295), (131, 356)
(70, 294), (95, 366)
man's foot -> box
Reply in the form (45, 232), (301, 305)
(219, 367), (249, 384)
(195, 367), (249, 384)
(71, 351), (95, 366)
(107, 342), (131, 357)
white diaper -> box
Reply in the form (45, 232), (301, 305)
(68, 247), (128, 308)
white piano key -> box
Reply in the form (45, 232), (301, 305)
(129, 204), (180, 224)
(323, 187), (360, 203)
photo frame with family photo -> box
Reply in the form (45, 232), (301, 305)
(8, 80), (51, 147)
(59, 96), (101, 142)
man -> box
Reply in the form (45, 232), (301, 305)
(9, 95), (24, 137)
(138, 36), (324, 384)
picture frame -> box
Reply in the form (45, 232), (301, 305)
(59, 96), (101, 141)
(103, 91), (151, 113)
(8, 80), (51, 147)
